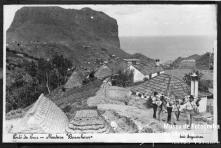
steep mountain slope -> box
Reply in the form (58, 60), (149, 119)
(187, 54), (201, 60)
(196, 52), (214, 70)
(131, 53), (156, 65)
(170, 53), (213, 70)
(7, 7), (130, 66)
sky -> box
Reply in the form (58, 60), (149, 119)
(4, 4), (217, 37)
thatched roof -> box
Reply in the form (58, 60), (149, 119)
(12, 94), (68, 133)
(68, 110), (111, 133)
(94, 65), (112, 80)
(131, 73), (190, 99)
(106, 59), (128, 74)
(64, 71), (84, 89)
(132, 63), (164, 75)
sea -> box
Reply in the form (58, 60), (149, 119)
(120, 36), (216, 63)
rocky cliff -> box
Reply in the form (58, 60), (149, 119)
(7, 7), (130, 66)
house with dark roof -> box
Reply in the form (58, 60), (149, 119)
(94, 65), (112, 80)
(124, 59), (164, 83)
(130, 73), (212, 113)
(64, 71), (84, 89)
(130, 73), (190, 99)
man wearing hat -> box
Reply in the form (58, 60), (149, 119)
(181, 95), (198, 129)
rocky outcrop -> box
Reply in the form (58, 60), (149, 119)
(7, 7), (130, 64)
(8, 7), (119, 47)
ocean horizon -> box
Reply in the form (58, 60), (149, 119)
(120, 35), (216, 63)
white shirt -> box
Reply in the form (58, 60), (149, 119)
(152, 96), (157, 104)
(181, 101), (197, 111)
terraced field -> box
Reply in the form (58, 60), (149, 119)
(165, 69), (213, 81)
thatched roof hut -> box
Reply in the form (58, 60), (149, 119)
(11, 94), (68, 133)
(94, 65), (112, 80)
(68, 109), (111, 133)
(64, 71), (84, 89)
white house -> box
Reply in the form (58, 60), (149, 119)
(124, 59), (164, 83)
(128, 65), (149, 82)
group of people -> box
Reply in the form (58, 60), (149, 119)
(150, 91), (200, 129)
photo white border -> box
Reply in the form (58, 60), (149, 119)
(2, 4), (219, 143)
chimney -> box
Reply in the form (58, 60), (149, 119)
(191, 79), (195, 96)
(195, 80), (199, 98)
(190, 72), (199, 98)
(136, 59), (140, 65)
(156, 59), (160, 66)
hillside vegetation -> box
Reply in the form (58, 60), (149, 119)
(169, 52), (213, 70)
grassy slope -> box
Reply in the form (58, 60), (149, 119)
(171, 53), (213, 70)
(49, 79), (102, 114)
(165, 69), (213, 81)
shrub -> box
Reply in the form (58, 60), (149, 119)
(183, 71), (211, 92)
(111, 70), (134, 87)
(6, 54), (73, 113)
(183, 71), (202, 85)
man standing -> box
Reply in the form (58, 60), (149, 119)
(166, 98), (173, 124)
(173, 100), (181, 121)
(166, 95), (177, 125)
(157, 95), (165, 121)
(152, 92), (158, 119)
(181, 95), (198, 129)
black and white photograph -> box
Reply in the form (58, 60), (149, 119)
(3, 4), (218, 143)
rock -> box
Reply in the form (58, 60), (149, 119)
(7, 7), (130, 63)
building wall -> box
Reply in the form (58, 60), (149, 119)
(198, 96), (208, 113)
(151, 73), (158, 78)
(129, 65), (146, 82)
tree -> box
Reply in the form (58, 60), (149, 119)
(37, 58), (53, 94)
(111, 70), (134, 87)
(6, 54), (74, 113)
(51, 54), (72, 81)
(24, 61), (37, 77)
(183, 71), (203, 85)
(183, 71), (210, 92)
